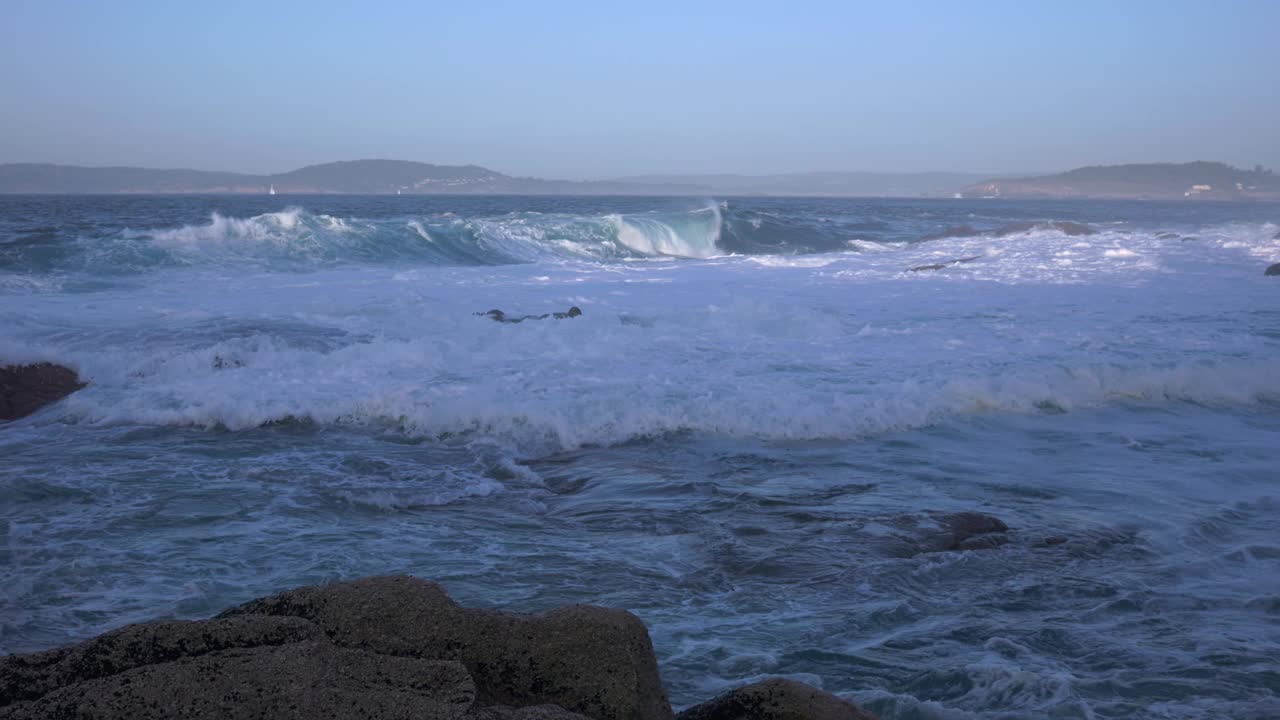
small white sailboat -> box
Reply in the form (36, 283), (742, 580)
(269, 184), (276, 196)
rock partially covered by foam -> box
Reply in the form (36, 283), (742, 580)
(220, 576), (672, 720)
(478, 307), (583, 323)
(991, 221), (1096, 237)
(908, 255), (982, 272)
(921, 221), (1096, 241)
(0, 362), (85, 421)
(1265, 263), (1280, 276)
(677, 679), (879, 720)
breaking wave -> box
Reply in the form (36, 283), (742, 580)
(45, 345), (1280, 458)
(4, 199), (1280, 278)
(0, 206), (730, 274)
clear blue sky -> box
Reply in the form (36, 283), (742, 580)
(2, 0), (1277, 178)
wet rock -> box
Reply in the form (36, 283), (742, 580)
(932, 512), (1009, 552)
(220, 576), (672, 720)
(0, 362), (85, 421)
(473, 705), (595, 720)
(211, 355), (244, 369)
(923, 225), (981, 240)
(0, 615), (322, 707)
(908, 255), (982, 272)
(1266, 263), (1280, 276)
(676, 679), (879, 720)
(992, 221), (1096, 237)
(478, 307), (583, 323)
(1046, 221), (1097, 236)
(868, 511), (1010, 557)
(0, 641), (476, 720)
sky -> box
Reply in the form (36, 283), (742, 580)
(2, 0), (1278, 179)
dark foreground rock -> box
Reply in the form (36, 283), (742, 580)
(3, 577), (879, 720)
(1266, 263), (1280, 276)
(221, 576), (671, 720)
(0, 615), (321, 706)
(678, 679), (878, 720)
(3, 642), (477, 720)
(0, 362), (85, 421)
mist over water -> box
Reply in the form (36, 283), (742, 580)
(2, 195), (1279, 719)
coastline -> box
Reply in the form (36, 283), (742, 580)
(0, 576), (879, 720)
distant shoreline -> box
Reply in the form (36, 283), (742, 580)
(2, 159), (1278, 200)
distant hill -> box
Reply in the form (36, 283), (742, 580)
(267, 160), (504, 193)
(611, 171), (990, 197)
(7, 160), (1278, 199)
(0, 164), (260, 193)
(0, 160), (708, 196)
(965, 162), (1280, 200)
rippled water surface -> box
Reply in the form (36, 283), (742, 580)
(2, 195), (1279, 719)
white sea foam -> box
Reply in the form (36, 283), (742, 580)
(146, 209), (307, 247)
(6, 202), (1280, 719)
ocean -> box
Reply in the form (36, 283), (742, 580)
(2, 194), (1278, 719)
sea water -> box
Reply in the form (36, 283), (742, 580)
(1, 195), (1278, 719)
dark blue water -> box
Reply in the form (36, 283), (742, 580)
(3, 195), (1279, 719)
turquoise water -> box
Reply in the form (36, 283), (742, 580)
(2, 195), (1279, 719)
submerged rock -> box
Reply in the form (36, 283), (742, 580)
(211, 355), (244, 369)
(924, 225), (982, 240)
(920, 221), (1095, 242)
(676, 679), (878, 720)
(937, 512), (1010, 551)
(1266, 263), (1280, 276)
(0, 362), (85, 421)
(986, 221), (1099, 237)
(864, 511), (1010, 557)
(908, 255), (982, 272)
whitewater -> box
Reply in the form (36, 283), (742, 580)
(2, 194), (1279, 719)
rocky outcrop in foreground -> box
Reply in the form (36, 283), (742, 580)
(1266, 263), (1280, 276)
(679, 679), (877, 720)
(0, 576), (879, 720)
(0, 362), (84, 421)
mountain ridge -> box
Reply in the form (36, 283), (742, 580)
(4, 159), (1280, 199)
(965, 161), (1280, 200)
(0, 160), (712, 196)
